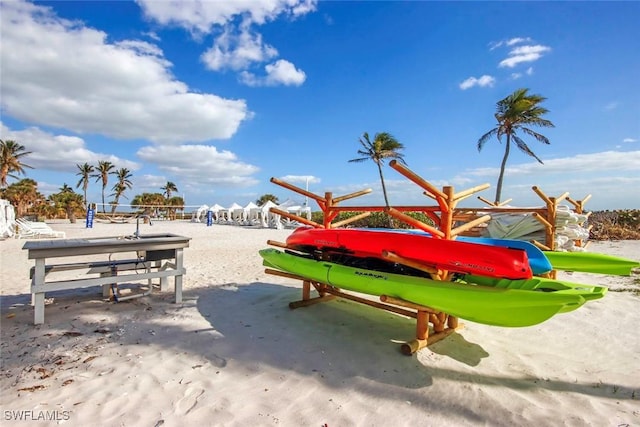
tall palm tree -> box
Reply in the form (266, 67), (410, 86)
(75, 163), (94, 206)
(109, 168), (133, 214)
(477, 88), (554, 204)
(0, 139), (33, 188)
(349, 131), (406, 210)
(161, 181), (178, 198)
(91, 161), (115, 213)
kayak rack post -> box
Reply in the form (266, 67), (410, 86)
(264, 267), (462, 355)
(380, 295), (461, 355)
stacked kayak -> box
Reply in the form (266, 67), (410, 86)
(260, 248), (607, 327)
(259, 226), (617, 327)
(286, 227), (533, 280)
(356, 227), (639, 277)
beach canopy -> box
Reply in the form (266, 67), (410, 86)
(192, 204), (209, 222)
(1, 199), (16, 238)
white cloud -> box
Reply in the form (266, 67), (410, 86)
(623, 138), (637, 143)
(240, 60), (307, 87)
(469, 150), (640, 178)
(138, 0), (315, 85)
(506, 37), (532, 46)
(604, 102), (619, 111)
(136, 0), (318, 33)
(201, 27), (278, 71)
(137, 144), (260, 187)
(459, 75), (495, 90)
(0, 123), (139, 173)
(489, 37), (532, 50)
(0, 1), (250, 144)
(499, 44), (551, 68)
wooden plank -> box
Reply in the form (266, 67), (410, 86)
(31, 269), (183, 293)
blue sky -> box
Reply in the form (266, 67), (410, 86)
(1, 0), (638, 211)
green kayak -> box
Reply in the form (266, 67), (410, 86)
(544, 251), (640, 276)
(260, 248), (606, 327)
(463, 275), (606, 313)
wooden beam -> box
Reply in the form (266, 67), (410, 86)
(332, 211), (371, 228)
(389, 160), (449, 200)
(386, 207), (445, 237)
(270, 207), (320, 227)
(381, 251), (438, 276)
(270, 177), (325, 203)
(451, 214), (491, 237)
(453, 183), (491, 202)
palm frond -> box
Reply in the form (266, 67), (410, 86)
(477, 129), (498, 151)
(512, 135), (544, 163)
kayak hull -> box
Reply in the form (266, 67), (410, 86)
(286, 227), (533, 280)
(260, 248), (605, 327)
(361, 228), (553, 275)
(544, 251), (640, 276)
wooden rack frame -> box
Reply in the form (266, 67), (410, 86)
(264, 266), (460, 355)
(266, 162), (590, 352)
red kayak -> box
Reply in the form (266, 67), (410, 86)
(286, 227), (533, 280)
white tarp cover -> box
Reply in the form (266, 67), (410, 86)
(484, 205), (590, 252)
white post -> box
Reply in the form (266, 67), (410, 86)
(305, 176), (309, 206)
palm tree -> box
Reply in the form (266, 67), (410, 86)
(91, 161), (115, 213)
(161, 181), (178, 198)
(49, 188), (84, 223)
(59, 183), (74, 193)
(75, 163), (94, 206)
(256, 194), (279, 206)
(109, 168), (133, 214)
(131, 192), (165, 217)
(2, 178), (43, 217)
(477, 88), (554, 204)
(349, 131), (406, 215)
(166, 196), (185, 220)
(0, 139), (33, 188)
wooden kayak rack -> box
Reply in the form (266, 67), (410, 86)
(263, 252), (461, 355)
(266, 161), (591, 351)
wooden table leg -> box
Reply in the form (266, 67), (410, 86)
(174, 248), (183, 303)
(32, 258), (46, 325)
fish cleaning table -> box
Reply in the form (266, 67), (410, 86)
(22, 233), (191, 324)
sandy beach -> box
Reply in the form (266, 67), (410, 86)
(1, 220), (639, 426)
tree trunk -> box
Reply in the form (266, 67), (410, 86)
(494, 135), (512, 204)
(377, 162), (394, 228)
(67, 207), (77, 223)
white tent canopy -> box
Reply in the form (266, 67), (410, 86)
(256, 200), (280, 228)
(192, 204), (209, 222)
(243, 202), (259, 224)
(208, 203), (225, 222)
(1, 199), (16, 238)
(198, 199), (313, 228)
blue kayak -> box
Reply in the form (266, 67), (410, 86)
(457, 236), (553, 275)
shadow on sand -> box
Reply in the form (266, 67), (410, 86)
(1, 281), (635, 423)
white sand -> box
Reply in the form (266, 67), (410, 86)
(1, 220), (639, 426)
